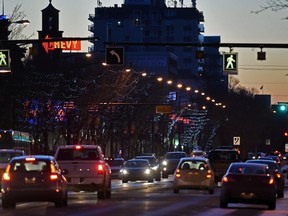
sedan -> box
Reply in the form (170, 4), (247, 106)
(120, 159), (154, 183)
(220, 162), (277, 210)
(135, 155), (161, 181)
(173, 157), (215, 194)
(1, 155), (68, 209)
(246, 159), (285, 198)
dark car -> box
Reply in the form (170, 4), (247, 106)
(120, 159), (154, 183)
(246, 159), (285, 198)
(1, 155), (68, 209)
(161, 151), (187, 178)
(220, 162), (277, 210)
(105, 157), (125, 179)
(207, 149), (241, 183)
(135, 155), (161, 181)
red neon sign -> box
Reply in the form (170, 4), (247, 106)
(42, 35), (81, 53)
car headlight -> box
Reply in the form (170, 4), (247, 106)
(145, 169), (151, 175)
(162, 160), (167, 166)
(122, 169), (128, 175)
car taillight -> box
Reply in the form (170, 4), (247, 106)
(74, 145), (82, 150)
(206, 169), (212, 179)
(97, 164), (104, 174)
(222, 176), (229, 183)
(50, 164), (58, 180)
(268, 177), (274, 185)
(276, 173), (281, 179)
(25, 157), (36, 162)
(2, 172), (10, 181)
(175, 169), (181, 178)
(50, 174), (58, 180)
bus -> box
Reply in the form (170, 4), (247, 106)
(0, 130), (32, 154)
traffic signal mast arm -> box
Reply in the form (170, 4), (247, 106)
(105, 42), (288, 49)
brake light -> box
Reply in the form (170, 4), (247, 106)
(50, 174), (58, 180)
(206, 169), (212, 178)
(25, 157), (36, 162)
(268, 177), (274, 185)
(222, 176), (229, 183)
(74, 145), (82, 150)
(175, 169), (181, 178)
(276, 173), (281, 179)
(50, 164), (56, 173)
(97, 164), (104, 174)
(2, 172), (10, 181)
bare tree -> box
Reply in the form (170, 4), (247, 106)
(253, 0), (288, 19)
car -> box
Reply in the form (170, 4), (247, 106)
(1, 155), (68, 209)
(0, 149), (25, 181)
(120, 158), (154, 183)
(191, 150), (206, 157)
(246, 159), (285, 198)
(173, 157), (215, 194)
(135, 155), (161, 181)
(207, 148), (241, 183)
(282, 152), (288, 160)
(105, 157), (125, 179)
(161, 151), (187, 178)
(54, 145), (111, 199)
(265, 155), (281, 166)
(220, 162), (277, 210)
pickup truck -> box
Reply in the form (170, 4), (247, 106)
(54, 145), (111, 199)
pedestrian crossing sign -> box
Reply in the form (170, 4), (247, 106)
(223, 52), (238, 74)
(0, 49), (11, 73)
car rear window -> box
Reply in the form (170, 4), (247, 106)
(165, 153), (186, 159)
(10, 160), (49, 172)
(228, 164), (268, 175)
(180, 160), (207, 170)
(56, 149), (100, 161)
(125, 161), (148, 167)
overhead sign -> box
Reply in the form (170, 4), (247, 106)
(0, 49), (11, 73)
(156, 105), (172, 114)
(105, 47), (124, 66)
(42, 35), (81, 53)
(223, 52), (238, 74)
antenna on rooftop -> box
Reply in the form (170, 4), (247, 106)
(2, 0), (4, 15)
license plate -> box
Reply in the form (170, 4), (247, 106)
(25, 177), (36, 184)
(71, 178), (79, 184)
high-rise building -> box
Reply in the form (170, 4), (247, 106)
(88, 0), (227, 97)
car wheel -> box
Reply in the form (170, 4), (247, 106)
(277, 190), (284, 198)
(162, 173), (168, 178)
(2, 197), (16, 209)
(173, 188), (179, 194)
(208, 188), (214, 194)
(98, 181), (108, 200)
(268, 199), (276, 210)
(220, 196), (228, 208)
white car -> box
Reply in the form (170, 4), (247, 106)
(54, 145), (111, 199)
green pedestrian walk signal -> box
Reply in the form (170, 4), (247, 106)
(0, 49), (11, 73)
(223, 52), (238, 74)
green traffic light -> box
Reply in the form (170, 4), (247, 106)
(279, 105), (287, 111)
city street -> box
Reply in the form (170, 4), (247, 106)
(1, 176), (288, 216)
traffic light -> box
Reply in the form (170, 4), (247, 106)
(0, 15), (10, 41)
(285, 132), (288, 137)
(271, 104), (287, 113)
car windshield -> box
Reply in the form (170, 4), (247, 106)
(135, 157), (157, 165)
(56, 149), (99, 160)
(165, 153), (186, 159)
(125, 161), (148, 167)
(0, 152), (23, 163)
(106, 160), (124, 166)
(10, 160), (50, 173)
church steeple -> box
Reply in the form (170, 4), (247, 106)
(38, 0), (63, 39)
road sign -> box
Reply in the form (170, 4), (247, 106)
(223, 52), (238, 74)
(233, 136), (240, 145)
(105, 47), (124, 66)
(0, 49), (11, 72)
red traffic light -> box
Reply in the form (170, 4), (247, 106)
(285, 132), (288, 137)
